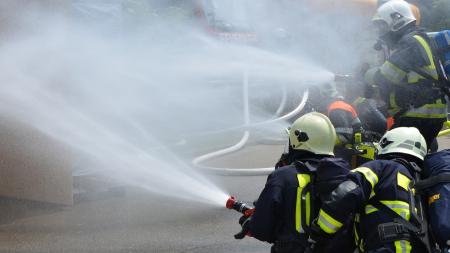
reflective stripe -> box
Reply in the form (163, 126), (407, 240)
(295, 174), (311, 233)
(317, 209), (343, 234)
(365, 200), (410, 220)
(335, 127), (353, 134)
(406, 71), (423, 83)
(351, 167), (379, 198)
(403, 102), (448, 118)
(413, 35), (439, 80)
(397, 172), (411, 191)
(395, 240), (412, 253)
(381, 61), (406, 84)
(353, 213), (365, 252)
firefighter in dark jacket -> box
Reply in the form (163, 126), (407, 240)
(275, 82), (354, 169)
(309, 82), (363, 147)
(239, 112), (351, 253)
(364, 0), (447, 150)
(310, 126), (428, 253)
(422, 150), (450, 252)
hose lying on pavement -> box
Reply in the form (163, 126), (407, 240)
(192, 82), (309, 176)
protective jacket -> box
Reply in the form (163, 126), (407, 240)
(250, 157), (354, 253)
(250, 158), (320, 251)
(316, 159), (424, 253)
(371, 30), (447, 120)
(422, 150), (450, 250)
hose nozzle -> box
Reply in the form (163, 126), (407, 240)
(226, 196), (254, 217)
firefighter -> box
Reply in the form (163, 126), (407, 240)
(275, 82), (361, 168)
(305, 81), (364, 165)
(310, 127), (428, 253)
(364, 0), (447, 151)
(239, 112), (353, 253)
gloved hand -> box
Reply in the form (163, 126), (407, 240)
(234, 215), (251, 239)
(275, 153), (290, 169)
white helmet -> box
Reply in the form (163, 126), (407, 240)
(377, 127), (427, 160)
(372, 0), (416, 37)
(289, 112), (336, 156)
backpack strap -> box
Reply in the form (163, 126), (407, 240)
(294, 160), (318, 234)
(413, 173), (450, 191)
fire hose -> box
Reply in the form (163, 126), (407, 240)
(192, 71), (309, 176)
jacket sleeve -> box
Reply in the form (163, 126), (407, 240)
(316, 164), (379, 234)
(249, 173), (283, 243)
(374, 36), (430, 87)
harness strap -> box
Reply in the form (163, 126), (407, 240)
(413, 173), (450, 191)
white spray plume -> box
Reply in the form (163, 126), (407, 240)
(0, 0), (370, 206)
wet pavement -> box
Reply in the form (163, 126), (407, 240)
(0, 144), (282, 253)
(1, 136), (450, 253)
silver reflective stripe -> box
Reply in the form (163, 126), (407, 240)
(400, 240), (408, 253)
(335, 127), (353, 134)
(318, 214), (340, 233)
(405, 105), (448, 116)
(397, 143), (414, 150)
(404, 140), (415, 145)
(381, 62), (405, 83)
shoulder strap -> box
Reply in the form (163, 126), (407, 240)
(414, 173), (450, 191)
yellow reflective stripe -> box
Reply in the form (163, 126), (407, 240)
(407, 71), (424, 83)
(397, 172), (411, 191)
(413, 35), (438, 80)
(360, 239), (365, 252)
(395, 240), (412, 253)
(403, 100), (448, 118)
(317, 209), (343, 234)
(295, 174), (311, 233)
(365, 200), (410, 220)
(353, 213), (364, 251)
(381, 61), (406, 83)
(351, 167), (379, 198)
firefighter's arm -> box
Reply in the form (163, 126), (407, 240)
(248, 174), (282, 243)
(373, 38), (428, 87)
(311, 166), (377, 238)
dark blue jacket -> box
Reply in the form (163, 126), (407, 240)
(317, 159), (418, 251)
(249, 157), (351, 248)
(423, 150), (450, 248)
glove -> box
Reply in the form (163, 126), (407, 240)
(234, 215), (251, 239)
(275, 153), (290, 169)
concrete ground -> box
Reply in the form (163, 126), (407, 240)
(0, 136), (449, 253)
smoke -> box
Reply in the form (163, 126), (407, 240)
(0, 0), (372, 206)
